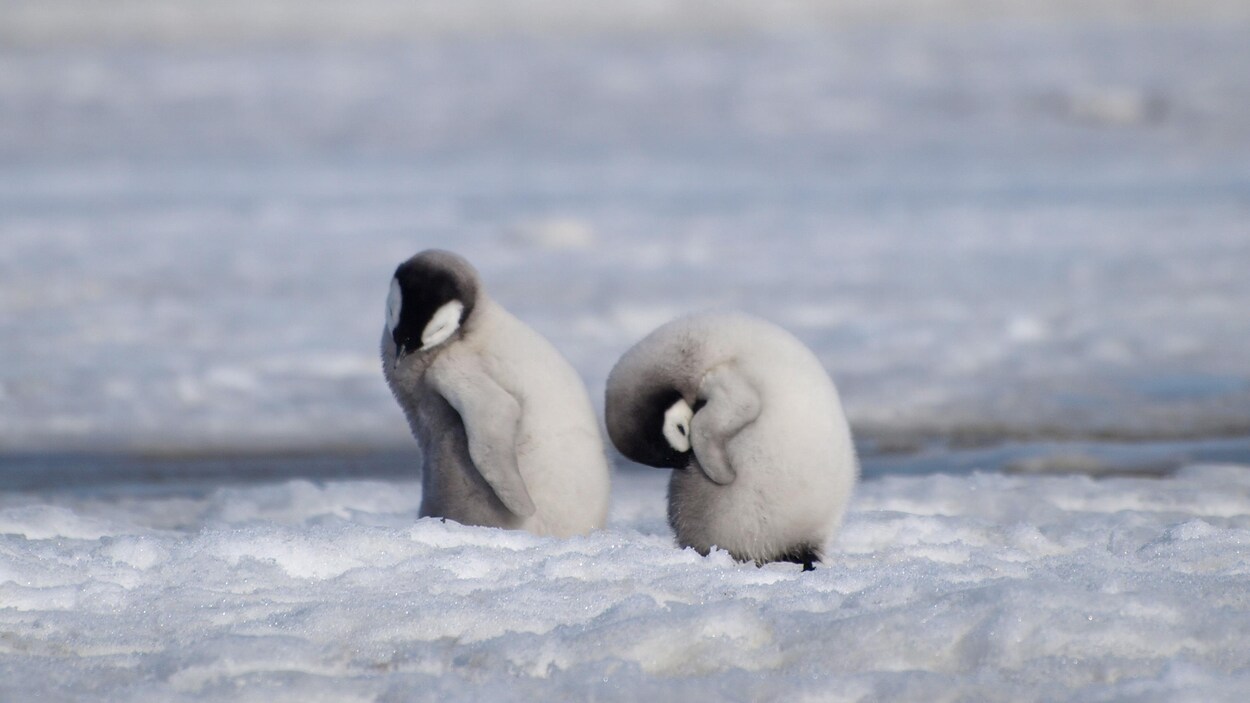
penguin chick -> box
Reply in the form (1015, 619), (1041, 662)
(381, 249), (610, 537)
(605, 312), (857, 569)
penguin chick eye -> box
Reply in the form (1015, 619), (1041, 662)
(662, 398), (694, 453)
(420, 300), (465, 349)
(385, 277), (403, 333)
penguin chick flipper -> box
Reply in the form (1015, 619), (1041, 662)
(690, 364), (761, 486)
(427, 359), (537, 518)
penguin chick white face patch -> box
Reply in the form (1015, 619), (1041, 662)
(662, 398), (694, 453)
(421, 300), (465, 349)
(386, 277), (403, 333)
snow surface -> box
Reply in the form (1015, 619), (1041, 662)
(3, 7), (1250, 700)
(2, 465), (1250, 701)
(2, 17), (1250, 452)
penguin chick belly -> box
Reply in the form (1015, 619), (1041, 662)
(669, 446), (831, 562)
(669, 399), (851, 564)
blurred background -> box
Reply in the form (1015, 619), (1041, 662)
(2, 0), (1249, 485)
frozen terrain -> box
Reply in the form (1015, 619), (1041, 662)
(3, 2), (1250, 700)
(3, 466), (1250, 701)
(2, 8), (1249, 455)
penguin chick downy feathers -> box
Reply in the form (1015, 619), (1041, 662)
(606, 312), (858, 569)
(382, 249), (610, 537)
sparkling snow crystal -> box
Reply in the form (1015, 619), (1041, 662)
(1, 467), (1248, 700)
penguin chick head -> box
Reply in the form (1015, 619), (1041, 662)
(386, 249), (479, 362)
(606, 388), (696, 470)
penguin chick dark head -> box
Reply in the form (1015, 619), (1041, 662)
(606, 386), (700, 470)
(386, 249), (480, 361)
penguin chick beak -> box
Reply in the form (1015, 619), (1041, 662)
(393, 344), (410, 370)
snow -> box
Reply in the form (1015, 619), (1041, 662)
(2, 16), (1250, 453)
(1, 466), (1249, 700)
(3, 4), (1250, 700)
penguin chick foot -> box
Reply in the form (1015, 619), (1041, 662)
(773, 543), (822, 572)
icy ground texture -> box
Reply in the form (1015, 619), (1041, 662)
(3, 20), (1250, 452)
(1, 467), (1249, 701)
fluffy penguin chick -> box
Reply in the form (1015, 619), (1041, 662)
(381, 249), (610, 537)
(606, 312), (858, 569)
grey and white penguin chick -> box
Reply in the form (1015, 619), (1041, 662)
(605, 312), (857, 569)
(381, 249), (610, 537)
